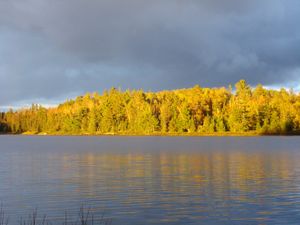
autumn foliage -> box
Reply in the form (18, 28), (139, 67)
(1, 80), (300, 135)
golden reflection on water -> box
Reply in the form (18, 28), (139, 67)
(58, 151), (297, 205)
(3, 137), (300, 224)
(3, 144), (300, 225)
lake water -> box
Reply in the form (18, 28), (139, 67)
(1, 136), (300, 225)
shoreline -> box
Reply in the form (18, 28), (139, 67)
(1, 132), (300, 137)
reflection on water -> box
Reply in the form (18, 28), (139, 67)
(1, 136), (300, 224)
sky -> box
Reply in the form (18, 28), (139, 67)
(0, 0), (300, 108)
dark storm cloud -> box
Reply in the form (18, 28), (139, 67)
(0, 0), (300, 105)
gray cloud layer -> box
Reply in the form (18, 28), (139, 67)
(0, 0), (300, 105)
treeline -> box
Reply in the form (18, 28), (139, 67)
(1, 80), (300, 135)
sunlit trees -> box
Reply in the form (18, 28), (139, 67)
(227, 80), (253, 132)
(1, 80), (300, 135)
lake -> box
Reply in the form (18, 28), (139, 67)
(1, 136), (300, 224)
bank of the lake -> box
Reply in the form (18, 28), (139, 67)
(2, 80), (300, 137)
(17, 130), (300, 137)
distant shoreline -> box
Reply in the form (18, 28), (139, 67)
(2, 80), (300, 137)
(1, 132), (300, 137)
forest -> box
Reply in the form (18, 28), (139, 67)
(1, 80), (300, 135)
